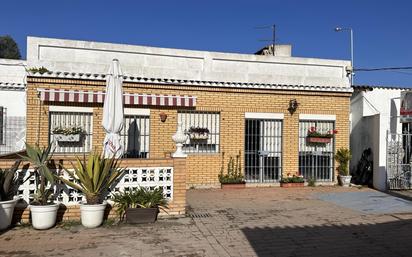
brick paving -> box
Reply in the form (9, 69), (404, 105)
(1, 187), (412, 257)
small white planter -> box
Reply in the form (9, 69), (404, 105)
(80, 203), (107, 228)
(0, 199), (18, 230)
(30, 204), (59, 230)
(54, 134), (80, 142)
(339, 175), (352, 187)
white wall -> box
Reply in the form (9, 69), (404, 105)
(27, 37), (351, 88)
(350, 88), (403, 190)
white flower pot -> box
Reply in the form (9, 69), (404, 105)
(55, 134), (80, 142)
(0, 199), (18, 230)
(339, 175), (352, 187)
(30, 204), (59, 230)
(80, 203), (107, 228)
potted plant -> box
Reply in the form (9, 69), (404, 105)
(335, 148), (352, 187)
(0, 160), (21, 230)
(52, 126), (84, 142)
(112, 187), (168, 224)
(307, 127), (338, 144)
(188, 127), (209, 140)
(57, 153), (124, 228)
(280, 173), (305, 187)
(21, 143), (59, 230)
(218, 151), (245, 189)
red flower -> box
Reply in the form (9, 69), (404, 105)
(333, 129), (338, 134)
(309, 127), (316, 133)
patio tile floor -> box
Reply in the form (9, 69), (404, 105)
(1, 187), (412, 257)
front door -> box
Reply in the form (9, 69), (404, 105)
(245, 119), (282, 183)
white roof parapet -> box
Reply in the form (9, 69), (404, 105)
(27, 36), (351, 89)
(0, 82), (26, 91)
(28, 71), (353, 93)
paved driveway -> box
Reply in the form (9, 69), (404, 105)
(1, 187), (412, 257)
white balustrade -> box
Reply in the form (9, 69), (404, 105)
(16, 167), (173, 205)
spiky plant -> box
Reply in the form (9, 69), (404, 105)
(335, 148), (352, 176)
(20, 143), (55, 205)
(58, 153), (124, 205)
(0, 160), (21, 201)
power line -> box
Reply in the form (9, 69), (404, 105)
(355, 66), (412, 72)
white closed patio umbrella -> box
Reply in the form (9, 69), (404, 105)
(102, 59), (124, 158)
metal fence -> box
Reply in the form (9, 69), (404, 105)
(121, 115), (150, 158)
(0, 107), (4, 145)
(49, 111), (93, 153)
(0, 114), (26, 155)
(245, 119), (282, 183)
(387, 132), (412, 189)
(298, 120), (335, 181)
(178, 111), (220, 153)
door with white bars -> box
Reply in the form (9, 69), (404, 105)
(245, 119), (282, 183)
(299, 120), (335, 181)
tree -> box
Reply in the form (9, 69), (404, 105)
(0, 35), (21, 59)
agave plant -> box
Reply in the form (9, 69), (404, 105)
(112, 187), (168, 220)
(0, 160), (21, 201)
(58, 153), (124, 205)
(20, 143), (55, 205)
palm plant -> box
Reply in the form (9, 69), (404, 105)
(58, 153), (124, 205)
(20, 143), (55, 205)
(335, 148), (352, 176)
(0, 160), (21, 201)
(112, 187), (168, 220)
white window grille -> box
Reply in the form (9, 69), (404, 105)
(121, 115), (150, 158)
(178, 111), (220, 153)
(0, 107), (5, 145)
(298, 120), (335, 181)
(49, 111), (93, 153)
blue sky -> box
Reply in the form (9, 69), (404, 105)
(1, 0), (411, 86)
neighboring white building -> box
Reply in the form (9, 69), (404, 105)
(350, 85), (410, 191)
(0, 59), (27, 154)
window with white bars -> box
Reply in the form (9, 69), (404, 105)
(178, 111), (220, 153)
(0, 107), (5, 145)
(121, 115), (150, 158)
(49, 111), (93, 153)
(298, 120), (335, 181)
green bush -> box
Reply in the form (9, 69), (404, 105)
(280, 175), (304, 183)
(112, 187), (168, 220)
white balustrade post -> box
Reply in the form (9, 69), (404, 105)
(172, 121), (188, 158)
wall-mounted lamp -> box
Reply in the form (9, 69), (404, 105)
(288, 99), (299, 115)
(159, 112), (167, 122)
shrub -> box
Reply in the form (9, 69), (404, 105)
(218, 151), (245, 184)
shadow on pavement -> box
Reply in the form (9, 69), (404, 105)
(242, 219), (412, 257)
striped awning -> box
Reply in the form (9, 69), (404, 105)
(37, 88), (196, 107)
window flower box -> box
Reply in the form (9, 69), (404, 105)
(52, 126), (84, 143)
(54, 133), (81, 142)
(188, 127), (209, 140)
(280, 174), (304, 188)
(307, 137), (331, 144)
(306, 127), (337, 145)
(189, 133), (209, 140)
(221, 182), (246, 189)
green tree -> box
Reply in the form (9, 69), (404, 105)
(0, 35), (21, 59)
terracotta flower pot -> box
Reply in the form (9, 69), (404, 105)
(280, 182), (304, 188)
(221, 182), (246, 189)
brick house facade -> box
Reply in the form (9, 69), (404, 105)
(26, 74), (351, 188)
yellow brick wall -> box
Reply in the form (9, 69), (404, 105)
(26, 77), (351, 188)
